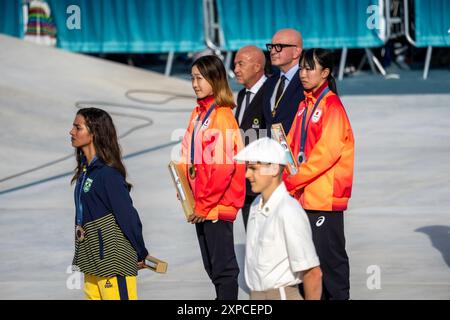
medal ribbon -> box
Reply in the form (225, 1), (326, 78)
(298, 87), (330, 159)
(190, 103), (216, 166)
(75, 156), (97, 226)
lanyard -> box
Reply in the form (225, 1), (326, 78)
(190, 103), (216, 165)
(75, 156), (97, 226)
(298, 87), (330, 155)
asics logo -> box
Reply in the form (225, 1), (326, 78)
(316, 216), (325, 227)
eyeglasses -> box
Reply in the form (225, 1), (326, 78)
(266, 43), (297, 52)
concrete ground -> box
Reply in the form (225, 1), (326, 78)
(0, 35), (449, 299)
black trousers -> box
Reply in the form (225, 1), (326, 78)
(195, 220), (240, 300)
(241, 194), (257, 231)
(301, 210), (350, 300)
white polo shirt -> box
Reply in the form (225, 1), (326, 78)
(244, 183), (320, 292)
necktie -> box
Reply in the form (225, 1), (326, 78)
(273, 75), (286, 117)
(238, 90), (252, 125)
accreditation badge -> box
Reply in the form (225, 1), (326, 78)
(75, 225), (86, 242)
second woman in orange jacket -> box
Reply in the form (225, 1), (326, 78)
(180, 55), (245, 300)
(284, 49), (354, 300)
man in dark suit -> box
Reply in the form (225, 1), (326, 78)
(234, 45), (268, 230)
(263, 29), (305, 135)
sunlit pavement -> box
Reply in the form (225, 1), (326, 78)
(1, 35), (449, 299)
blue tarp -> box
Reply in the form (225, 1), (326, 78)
(46, 0), (205, 53)
(414, 0), (450, 47)
(0, 0), (23, 38)
(216, 0), (385, 50)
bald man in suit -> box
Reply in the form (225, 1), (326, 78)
(263, 29), (305, 134)
(234, 45), (268, 229)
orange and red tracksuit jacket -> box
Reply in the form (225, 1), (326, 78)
(180, 95), (245, 221)
(283, 82), (354, 212)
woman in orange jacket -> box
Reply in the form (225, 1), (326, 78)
(283, 49), (354, 300)
(180, 55), (245, 300)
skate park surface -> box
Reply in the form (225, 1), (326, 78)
(0, 34), (449, 300)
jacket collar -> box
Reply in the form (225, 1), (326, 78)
(257, 183), (287, 217)
(197, 95), (215, 111)
(281, 64), (299, 83)
(304, 80), (329, 104)
(246, 74), (267, 95)
(81, 155), (104, 170)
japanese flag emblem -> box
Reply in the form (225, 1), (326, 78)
(312, 110), (322, 123)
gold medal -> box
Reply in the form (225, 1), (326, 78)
(75, 225), (86, 242)
(188, 164), (196, 179)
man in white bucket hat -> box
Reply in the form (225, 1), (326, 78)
(234, 137), (322, 300)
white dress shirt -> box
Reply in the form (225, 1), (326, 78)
(270, 65), (299, 111)
(237, 75), (267, 125)
(245, 183), (320, 291)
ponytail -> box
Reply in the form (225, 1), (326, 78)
(327, 74), (338, 95)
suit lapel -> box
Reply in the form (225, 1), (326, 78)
(281, 73), (300, 108)
(235, 89), (245, 122)
(263, 75), (278, 120)
(272, 73), (301, 118)
(240, 84), (265, 125)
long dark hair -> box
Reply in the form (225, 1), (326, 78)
(299, 48), (338, 95)
(192, 55), (235, 108)
(71, 108), (132, 190)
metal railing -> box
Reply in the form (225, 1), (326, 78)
(403, 0), (433, 79)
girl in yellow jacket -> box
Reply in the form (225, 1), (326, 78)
(284, 49), (354, 300)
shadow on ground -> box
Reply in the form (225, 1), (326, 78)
(235, 243), (250, 295)
(415, 225), (450, 268)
